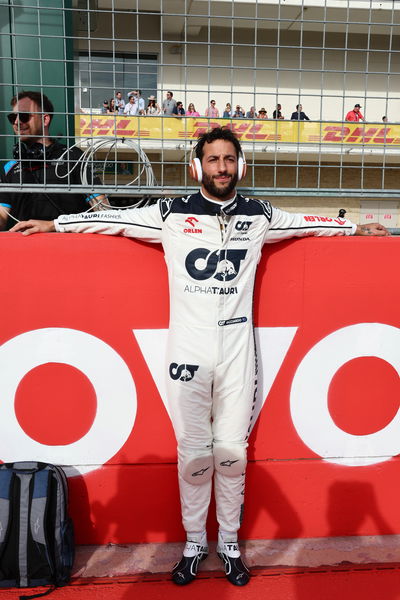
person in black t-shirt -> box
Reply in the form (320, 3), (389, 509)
(290, 104), (310, 121)
(1, 91), (109, 230)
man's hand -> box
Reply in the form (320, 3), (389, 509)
(9, 220), (56, 235)
(355, 223), (390, 236)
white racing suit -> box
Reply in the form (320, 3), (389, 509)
(55, 191), (356, 535)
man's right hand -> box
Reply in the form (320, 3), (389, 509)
(9, 220), (56, 235)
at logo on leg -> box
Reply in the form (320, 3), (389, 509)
(169, 363), (199, 381)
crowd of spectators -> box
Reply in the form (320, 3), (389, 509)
(99, 92), (389, 122)
(100, 91), (315, 120)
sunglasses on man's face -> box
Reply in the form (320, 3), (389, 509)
(7, 112), (33, 125)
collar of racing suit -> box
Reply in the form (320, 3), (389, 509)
(199, 190), (238, 216)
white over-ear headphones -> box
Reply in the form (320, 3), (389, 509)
(189, 145), (247, 183)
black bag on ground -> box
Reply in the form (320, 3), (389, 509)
(0, 462), (74, 598)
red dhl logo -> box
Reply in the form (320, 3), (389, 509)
(312, 126), (400, 144)
(189, 121), (281, 141)
(79, 117), (150, 137)
(78, 118), (400, 145)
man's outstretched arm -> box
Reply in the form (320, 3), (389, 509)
(10, 202), (164, 243)
(264, 206), (390, 243)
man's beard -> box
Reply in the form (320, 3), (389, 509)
(202, 172), (238, 199)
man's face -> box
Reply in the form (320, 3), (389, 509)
(167, 92), (172, 100)
(298, 104), (302, 111)
(354, 106), (360, 112)
(201, 139), (238, 201)
(129, 96), (135, 103)
(116, 92), (121, 99)
(10, 97), (48, 143)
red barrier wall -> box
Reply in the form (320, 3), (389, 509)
(1, 233), (399, 544)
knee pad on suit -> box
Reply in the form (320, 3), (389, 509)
(179, 449), (214, 485)
(213, 444), (247, 477)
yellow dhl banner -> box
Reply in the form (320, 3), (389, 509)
(75, 115), (400, 146)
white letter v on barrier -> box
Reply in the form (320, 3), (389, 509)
(133, 327), (298, 429)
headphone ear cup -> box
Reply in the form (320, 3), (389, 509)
(189, 157), (202, 182)
(237, 155), (247, 181)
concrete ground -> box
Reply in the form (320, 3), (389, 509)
(72, 534), (400, 577)
(3, 536), (400, 599)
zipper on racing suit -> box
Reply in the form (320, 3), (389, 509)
(217, 213), (226, 243)
(217, 210), (230, 362)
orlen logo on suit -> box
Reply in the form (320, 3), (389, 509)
(184, 216), (202, 234)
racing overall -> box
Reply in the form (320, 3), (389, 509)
(55, 191), (356, 535)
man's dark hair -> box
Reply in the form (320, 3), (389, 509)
(195, 127), (242, 160)
(167, 90), (173, 97)
(10, 91), (54, 122)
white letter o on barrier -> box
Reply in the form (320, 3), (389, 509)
(0, 328), (137, 476)
(291, 323), (400, 466)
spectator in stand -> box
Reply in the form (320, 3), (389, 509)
(114, 91), (125, 115)
(205, 100), (219, 118)
(127, 89), (145, 115)
(232, 105), (245, 118)
(108, 98), (117, 113)
(273, 104), (284, 119)
(119, 162), (131, 175)
(101, 100), (109, 114)
(382, 116), (388, 123)
(258, 108), (268, 119)
(123, 95), (137, 116)
(163, 91), (177, 115)
(338, 209), (347, 219)
(291, 104), (310, 120)
(136, 90), (145, 115)
(186, 103), (200, 117)
(126, 90), (137, 112)
(146, 95), (161, 115)
(223, 103), (233, 118)
(176, 101), (186, 116)
(345, 103), (364, 122)
(246, 106), (258, 118)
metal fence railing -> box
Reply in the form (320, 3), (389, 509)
(1, 0), (399, 208)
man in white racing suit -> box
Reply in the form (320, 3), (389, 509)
(11, 127), (389, 586)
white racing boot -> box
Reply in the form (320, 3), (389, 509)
(172, 531), (208, 585)
(216, 530), (250, 586)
